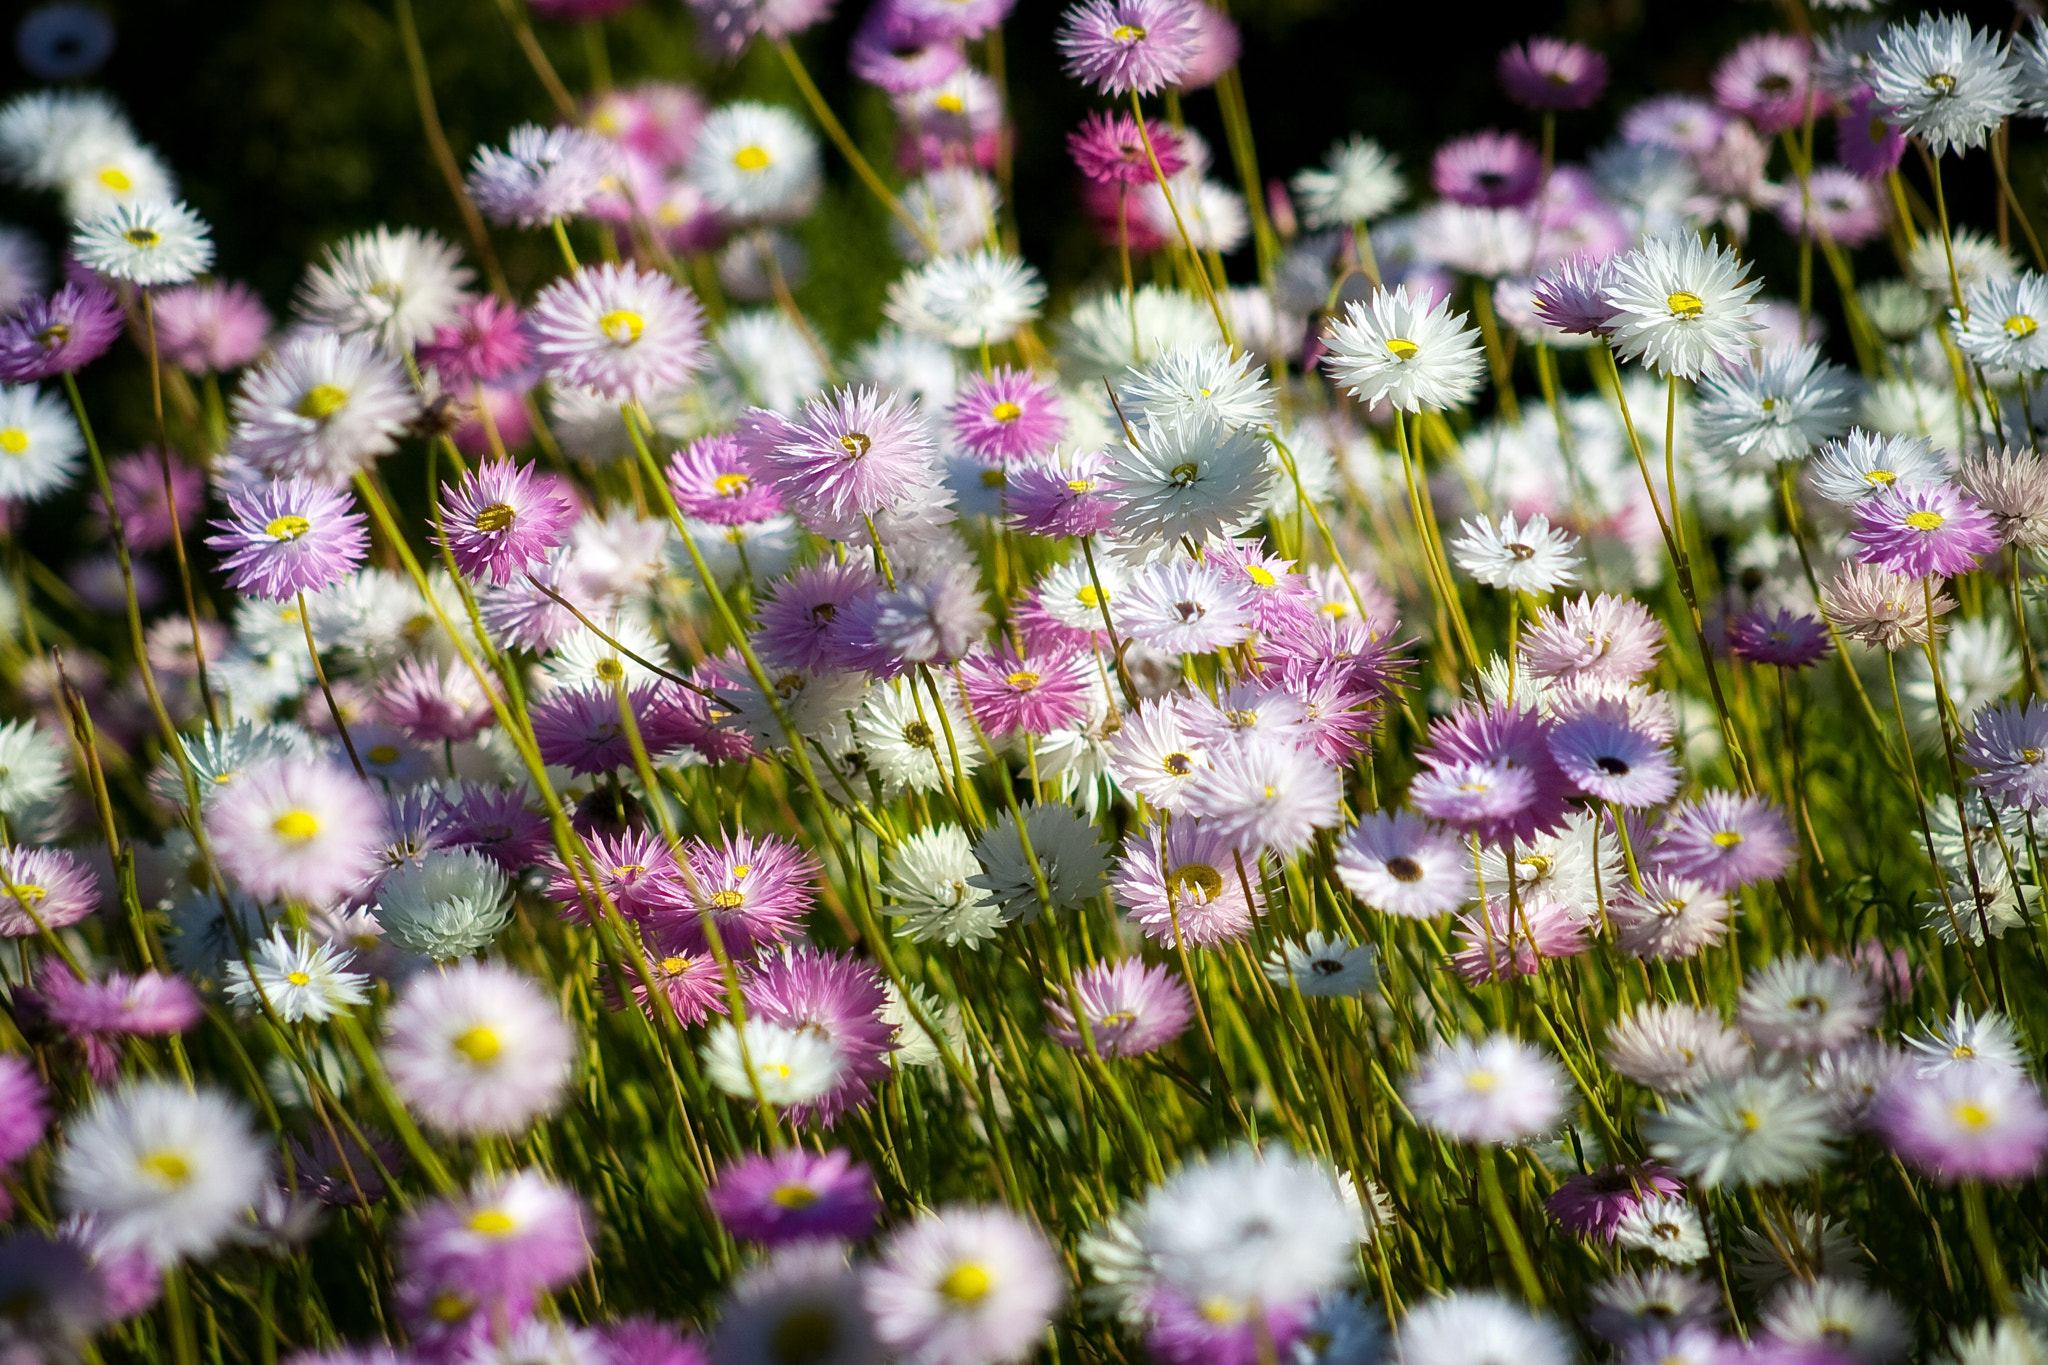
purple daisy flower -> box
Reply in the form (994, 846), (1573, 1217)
(1654, 790), (1795, 892)
(1728, 607), (1831, 669)
(1067, 109), (1188, 186)
(417, 296), (531, 389)
(1963, 700), (2048, 812)
(548, 829), (690, 924)
(528, 262), (706, 403)
(438, 460), (578, 586)
(0, 846), (99, 937)
(1849, 484), (1999, 580)
(666, 433), (782, 526)
(376, 657), (495, 744)
(1875, 1065), (2048, 1184)
(1144, 1289), (1312, 1365)
(1519, 592), (1664, 682)
(1409, 758), (1539, 840)
(950, 368), (1065, 464)
(1549, 705), (1679, 808)
(753, 561), (882, 673)
(742, 946), (894, 1126)
(1006, 449), (1119, 537)
(0, 282), (123, 382)
(0, 1055), (47, 1167)
(93, 450), (204, 553)
(657, 829), (819, 956)
(205, 477), (369, 600)
(1839, 88), (1907, 181)
(1111, 817), (1261, 948)
(1056, 0), (1200, 96)
(1451, 895), (1588, 982)
(39, 967), (201, 1041)
(958, 647), (1090, 737)
(206, 757), (388, 907)
(439, 784), (553, 871)
(855, 574), (992, 671)
(754, 387), (937, 526)
(401, 1172), (591, 1300)
(532, 682), (667, 775)
(850, 4), (966, 92)
(1046, 957), (1193, 1057)
(1712, 33), (1811, 136)
(1545, 1163), (1684, 1240)
(1416, 701), (1576, 845)
(707, 1148), (879, 1245)
(152, 280), (272, 374)
(1499, 36), (1608, 111)
(1431, 131), (1543, 209)
(1530, 254), (1619, 336)
(610, 946), (729, 1027)
(479, 549), (589, 653)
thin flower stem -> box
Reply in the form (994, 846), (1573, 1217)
(1129, 91), (1232, 346)
(773, 39), (936, 252)
(297, 591), (367, 780)
(141, 289), (218, 729)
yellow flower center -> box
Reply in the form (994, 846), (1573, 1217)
(709, 888), (746, 909)
(594, 657), (626, 683)
(939, 1262), (994, 1303)
(273, 809), (320, 841)
(1161, 751), (1194, 775)
(660, 955), (688, 973)
(2025, 748), (2044, 763)
(0, 430), (25, 455)
(990, 400), (1022, 424)
(296, 385), (349, 419)
(935, 92), (966, 113)
(980, 468), (1005, 487)
(1384, 337), (1419, 360)
(98, 166), (131, 190)
(770, 1183), (819, 1209)
(367, 745), (400, 764)
(1246, 565), (1277, 586)
(265, 514), (312, 540)
(8, 885), (44, 905)
(139, 1150), (191, 1186)
(1710, 830), (1743, 848)
(1666, 291), (1705, 318)
(1169, 461), (1199, 485)
(732, 865), (752, 880)
(469, 1210), (517, 1236)
(714, 472), (751, 496)
(1111, 23), (1147, 41)
(473, 502), (516, 533)
(1065, 477), (1095, 493)
(1005, 670), (1040, 691)
(1076, 584), (1104, 608)
(1864, 468), (1897, 486)
(1953, 1101), (1991, 1129)
(1927, 72), (1958, 93)
(839, 432), (872, 458)
(286, 971), (311, 986)
(453, 1025), (502, 1063)
(600, 310), (645, 345)
(430, 1293), (471, 1323)
(1466, 1069), (1497, 1092)
(123, 227), (161, 248)
(1168, 862), (1224, 901)
(2007, 314), (2040, 338)
(1904, 510), (1945, 532)
(733, 145), (772, 171)
(1740, 1108), (1762, 1131)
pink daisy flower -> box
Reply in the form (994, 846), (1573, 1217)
(753, 560), (883, 673)
(0, 1055), (48, 1166)
(417, 296), (531, 389)
(439, 784), (553, 872)
(0, 846), (100, 937)
(1046, 958), (1193, 1057)
(957, 646), (1090, 737)
(150, 280), (272, 373)
(1875, 1065), (2048, 1184)
(666, 432), (782, 525)
(0, 282), (122, 382)
(94, 450), (203, 552)
(1068, 109), (1187, 186)
(1654, 790), (1795, 891)
(753, 387), (937, 526)
(950, 368), (1065, 464)
(531, 682), (667, 775)
(707, 1148), (879, 1245)
(1144, 1290), (1311, 1365)
(1406, 1032), (1566, 1143)
(376, 657), (495, 744)
(1546, 1163), (1684, 1240)
(1530, 254), (1619, 336)
(1849, 484), (1999, 580)
(1451, 895), (1588, 982)
(608, 946), (729, 1026)
(1712, 33), (1811, 135)
(205, 757), (389, 907)
(1112, 817), (1262, 948)
(438, 460), (578, 586)
(401, 1172), (591, 1300)
(527, 262), (706, 403)
(1431, 130), (1543, 208)
(547, 829), (690, 923)
(742, 947), (894, 1126)
(1005, 448), (1119, 537)
(851, 6), (966, 92)
(659, 829), (819, 956)
(206, 476), (369, 600)
(1499, 36), (1608, 111)
(1519, 592), (1664, 682)
(1415, 701), (1575, 846)
(1056, 0), (1200, 96)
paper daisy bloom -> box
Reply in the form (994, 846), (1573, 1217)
(1614, 1195), (1709, 1265)
(1068, 109), (1186, 186)
(1111, 817), (1261, 949)
(71, 198), (213, 286)
(1953, 273), (2048, 372)
(1545, 1163), (1684, 1240)
(1264, 931), (1379, 998)
(0, 383), (84, 503)
(438, 459), (577, 586)
(1106, 695), (1208, 814)
(703, 1017), (846, 1108)
(228, 330), (422, 485)
(1322, 285), (1486, 412)
(1654, 790), (1795, 892)
(951, 367), (1065, 464)
(1432, 130), (1542, 209)
(711, 1242), (882, 1365)
(1869, 14), (2020, 158)
(1046, 958), (1193, 1058)
(1604, 1002), (1749, 1096)
(1549, 706), (1679, 808)
(1292, 134), (1406, 231)
(1962, 699), (2048, 810)
(708, 1148), (879, 1246)
(1610, 874), (1732, 961)
(382, 961), (575, 1136)
(222, 926), (370, 1022)
(667, 431), (783, 525)
(402, 1171), (591, 1306)
(1451, 511), (1582, 594)
(1738, 954), (1880, 1055)
(0, 846), (99, 937)
(1693, 343), (1854, 464)
(958, 647), (1091, 738)
(56, 1081), (268, 1262)
(467, 124), (614, 228)
(1530, 254), (1619, 335)
(1849, 484), (2000, 579)
(1183, 735), (1342, 857)
(1108, 414), (1272, 545)
(1334, 810), (1474, 918)
(1119, 342), (1276, 434)
(1603, 234), (1763, 379)
(1499, 36), (1608, 111)
(687, 101), (821, 224)
(1811, 429), (1946, 504)
(886, 249), (1046, 349)
(1115, 557), (1256, 655)
(968, 801), (1109, 922)
(205, 476), (369, 600)
(755, 386), (937, 524)
(1728, 607), (1831, 669)
(669, 829), (820, 956)
(152, 279), (272, 373)
(1645, 1071), (1837, 1187)
(1875, 1064), (2048, 1183)
(206, 757), (388, 906)
(374, 847), (513, 959)
(0, 282), (123, 382)
(864, 1205), (1064, 1365)
(528, 262), (707, 403)
(297, 226), (473, 352)
(1406, 1033), (1567, 1144)
(1056, 0), (1199, 96)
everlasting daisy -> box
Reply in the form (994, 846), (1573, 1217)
(958, 647), (1090, 738)
(206, 757), (387, 907)
(528, 262), (706, 403)
(1333, 810), (1474, 918)
(711, 1241), (881, 1365)
(1907, 1004), (2028, 1076)
(883, 824), (1003, 947)
(1738, 954), (1880, 1055)
(375, 847), (512, 959)
(1760, 1279), (1907, 1365)
(709, 1148), (878, 1247)
(438, 460), (577, 586)
(1263, 931), (1379, 998)
(864, 1206), (1064, 1365)
(1869, 14), (2019, 158)
(1108, 414), (1272, 545)
(1645, 1071), (1837, 1187)
(1729, 607), (1831, 669)
(1963, 700), (2048, 810)
(1610, 874), (1732, 961)
(754, 386), (938, 525)
(297, 226), (473, 352)
(1119, 342), (1275, 434)
(0, 383), (82, 503)
(1406, 1033), (1566, 1143)
(222, 927), (369, 1023)
(1292, 134), (1405, 231)
(1399, 1296), (1568, 1365)
(1693, 343), (1854, 464)
(1955, 273), (2048, 373)
(382, 961), (575, 1136)
(1056, 0), (1199, 96)
(467, 124), (613, 228)
(1712, 34), (1812, 135)
(0, 846), (98, 937)
(71, 199), (212, 286)
(863, 576), (992, 669)
(229, 330), (421, 485)
(1519, 592), (1664, 682)
(1775, 166), (1888, 247)
(1046, 958), (1193, 1058)
(1322, 284), (1486, 413)
(1115, 557), (1256, 655)
(667, 829), (819, 956)
(417, 295), (530, 389)
(1822, 561), (1955, 650)
(1112, 818), (1261, 949)
(1451, 510), (1582, 594)
(1106, 695), (1208, 813)
(1605, 1002), (1750, 1096)
(1530, 254), (1619, 335)
(1603, 234), (1763, 380)
(151, 279), (271, 374)
(206, 477), (368, 600)
(969, 801), (1109, 922)
(57, 1082), (269, 1263)
(0, 282), (122, 382)
(1499, 37), (1608, 111)
(401, 1172), (591, 1299)
(1874, 1064), (2048, 1183)
(951, 367), (1064, 464)
(667, 431), (782, 526)
(885, 249), (1046, 349)
(1451, 895), (1587, 982)
(1546, 1163), (1685, 1241)
(1849, 484), (1999, 579)
(1068, 109), (1186, 186)
(1958, 448), (2048, 549)
(1655, 791), (1795, 891)
(1549, 705), (1678, 807)
(1432, 130), (1542, 209)
(1183, 735), (1341, 857)
(687, 101), (821, 224)
(703, 1017), (845, 1108)
(1615, 1195), (1709, 1265)
(1586, 1271), (1722, 1344)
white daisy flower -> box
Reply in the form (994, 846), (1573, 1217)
(1263, 931), (1379, 997)
(1395, 1291), (1571, 1365)
(296, 226), (474, 352)
(374, 847), (512, 960)
(1693, 343), (1856, 464)
(1645, 1070), (1838, 1187)
(712, 309), (827, 415)
(539, 616), (673, 692)
(1604, 1001), (1751, 1096)
(1906, 1003), (2028, 1076)
(59, 136), (175, 222)
(0, 718), (67, 818)
(967, 800), (1108, 923)
(1910, 227), (2019, 297)
(687, 102), (821, 225)
(71, 198), (213, 286)
(1106, 694), (1208, 813)
(1809, 428), (1946, 503)
(0, 384), (83, 503)
(1604, 233), (1764, 380)
(466, 123), (614, 228)
(1117, 342), (1275, 434)
(895, 167), (1001, 263)
(228, 330), (422, 485)
(1291, 134), (1406, 229)
(886, 249), (1046, 349)
(1614, 1195), (1710, 1265)
(853, 675), (983, 799)
(1737, 953), (1880, 1055)
(1107, 413), (1273, 545)
(1450, 510), (1582, 594)
(1322, 284), (1487, 413)
(1869, 14), (2020, 158)
(1762, 1279), (1908, 1365)
(222, 927), (370, 1023)
(1953, 273), (2048, 373)
(703, 1017), (844, 1107)
(56, 1081), (269, 1261)
(883, 824), (1001, 947)
(1135, 172), (1249, 255)
(0, 89), (130, 189)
